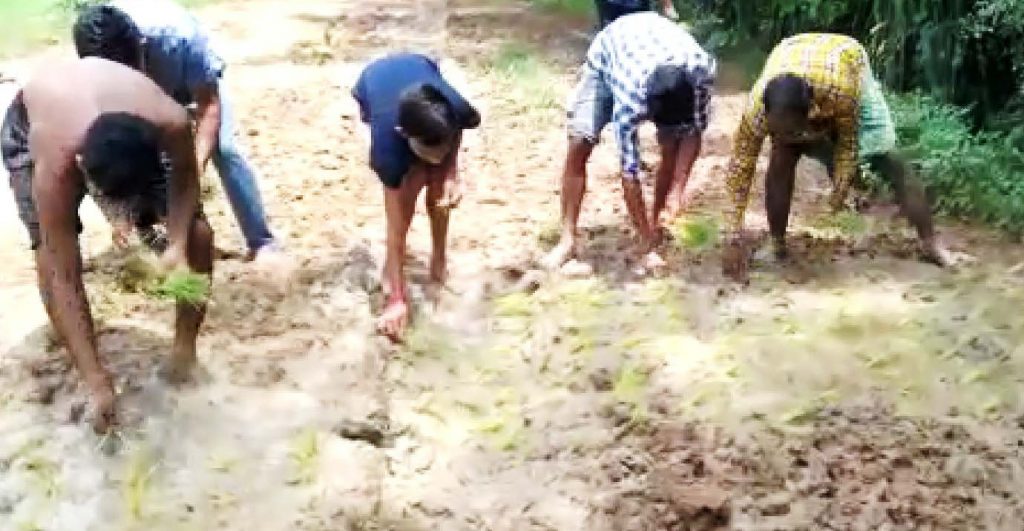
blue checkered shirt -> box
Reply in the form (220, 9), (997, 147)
(586, 12), (715, 177)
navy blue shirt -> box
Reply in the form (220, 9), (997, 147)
(352, 53), (480, 188)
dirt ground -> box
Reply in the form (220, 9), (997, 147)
(1, 1), (1024, 530)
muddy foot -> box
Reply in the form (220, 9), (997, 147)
(159, 359), (198, 385)
(922, 244), (973, 268)
(560, 259), (594, 278)
(542, 239), (576, 270)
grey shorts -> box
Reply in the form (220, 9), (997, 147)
(566, 68), (692, 145)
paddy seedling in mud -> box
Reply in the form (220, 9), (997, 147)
(122, 445), (158, 521)
(672, 216), (719, 251)
(288, 429), (320, 486)
(150, 271), (211, 307)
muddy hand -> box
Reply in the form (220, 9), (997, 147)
(88, 384), (118, 434)
(376, 298), (410, 342)
(437, 179), (463, 210)
(159, 244), (190, 275)
(722, 236), (749, 282)
(111, 221), (133, 250)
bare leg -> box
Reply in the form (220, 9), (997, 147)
(379, 167), (428, 340)
(164, 216), (214, 383)
(651, 137), (680, 232)
(868, 152), (951, 265)
(543, 137), (594, 269)
(765, 142), (801, 258)
(621, 176), (664, 269)
(425, 167), (451, 285)
(663, 133), (703, 222)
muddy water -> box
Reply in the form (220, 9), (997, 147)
(1, 1), (1024, 530)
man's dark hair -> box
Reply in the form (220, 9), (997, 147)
(80, 113), (163, 200)
(73, 5), (142, 67)
(763, 74), (813, 115)
(647, 64), (696, 126)
(397, 83), (457, 146)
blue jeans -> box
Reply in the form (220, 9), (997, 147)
(212, 91), (275, 251)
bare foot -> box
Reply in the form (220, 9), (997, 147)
(666, 193), (687, 221)
(560, 259), (594, 278)
(542, 238), (576, 271)
(429, 254), (447, 285)
(159, 357), (196, 385)
(921, 242), (972, 268)
(642, 250), (668, 270)
(250, 243), (296, 289)
(376, 299), (410, 342)
(772, 239), (790, 261)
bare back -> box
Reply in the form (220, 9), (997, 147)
(22, 57), (188, 190)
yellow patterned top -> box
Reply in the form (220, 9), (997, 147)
(724, 33), (869, 233)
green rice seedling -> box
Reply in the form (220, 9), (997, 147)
(288, 429), (320, 486)
(150, 271), (210, 307)
(122, 447), (157, 521)
(672, 216), (719, 251)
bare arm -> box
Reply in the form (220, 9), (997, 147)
(33, 163), (112, 399)
(192, 83), (221, 174)
(162, 115), (201, 266)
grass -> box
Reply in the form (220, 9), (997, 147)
(0, 0), (226, 57)
(526, 0), (593, 17)
(489, 41), (560, 111)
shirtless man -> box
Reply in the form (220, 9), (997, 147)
(1, 58), (212, 433)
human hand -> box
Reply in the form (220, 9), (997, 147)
(159, 243), (189, 275)
(663, 3), (680, 21)
(87, 377), (118, 434)
(437, 178), (463, 210)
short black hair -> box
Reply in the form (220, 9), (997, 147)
(763, 74), (813, 116)
(80, 113), (163, 200)
(646, 64), (696, 126)
(397, 83), (457, 146)
(73, 5), (142, 68)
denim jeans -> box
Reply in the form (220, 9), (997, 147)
(212, 91), (275, 251)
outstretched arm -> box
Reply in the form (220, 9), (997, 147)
(34, 161), (116, 431)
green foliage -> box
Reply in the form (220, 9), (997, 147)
(888, 92), (1024, 233)
(683, 0), (1024, 128)
(150, 271), (211, 306)
(671, 216), (719, 251)
(527, 0), (594, 16)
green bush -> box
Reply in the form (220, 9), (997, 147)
(679, 0), (1024, 129)
(888, 92), (1024, 234)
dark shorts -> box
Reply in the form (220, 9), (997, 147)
(2, 94), (170, 250)
(595, 1), (650, 28)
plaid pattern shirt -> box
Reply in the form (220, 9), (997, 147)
(724, 33), (868, 232)
(586, 12), (715, 178)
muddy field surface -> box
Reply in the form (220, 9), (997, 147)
(1, 1), (1023, 530)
